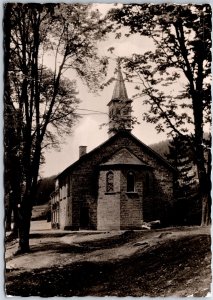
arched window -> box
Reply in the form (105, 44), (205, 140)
(127, 171), (135, 192)
(106, 171), (114, 193)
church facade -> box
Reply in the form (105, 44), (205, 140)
(51, 65), (175, 230)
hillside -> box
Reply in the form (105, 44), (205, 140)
(149, 139), (170, 158)
(34, 175), (56, 205)
(6, 225), (211, 297)
(31, 204), (49, 221)
(149, 132), (210, 159)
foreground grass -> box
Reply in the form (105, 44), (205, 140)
(6, 229), (211, 297)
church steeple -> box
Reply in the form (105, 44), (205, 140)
(108, 60), (132, 137)
(111, 62), (129, 101)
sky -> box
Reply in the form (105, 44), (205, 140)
(40, 3), (196, 178)
(41, 30), (165, 176)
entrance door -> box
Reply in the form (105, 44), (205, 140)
(80, 207), (89, 229)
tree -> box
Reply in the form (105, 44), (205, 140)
(34, 175), (56, 206)
(109, 4), (211, 225)
(4, 3), (21, 237)
(167, 135), (199, 225)
(4, 3), (108, 253)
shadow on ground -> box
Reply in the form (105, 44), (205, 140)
(13, 231), (145, 255)
(6, 234), (211, 297)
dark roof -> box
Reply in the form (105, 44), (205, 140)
(57, 130), (175, 179)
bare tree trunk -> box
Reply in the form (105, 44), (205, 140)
(193, 110), (211, 226)
(16, 192), (32, 253)
(5, 190), (20, 242)
(194, 138), (211, 226)
(201, 195), (210, 225)
(201, 147), (211, 225)
(5, 194), (12, 232)
(12, 205), (19, 236)
(5, 192), (19, 233)
(17, 143), (41, 253)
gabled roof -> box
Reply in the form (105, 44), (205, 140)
(100, 148), (149, 167)
(57, 130), (175, 179)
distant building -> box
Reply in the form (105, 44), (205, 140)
(51, 64), (175, 230)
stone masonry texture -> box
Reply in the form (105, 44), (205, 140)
(55, 131), (175, 230)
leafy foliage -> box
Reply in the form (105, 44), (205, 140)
(149, 140), (170, 158)
(109, 4), (211, 136)
(108, 4), (211, 225)
(4, 3), (109, 251)
(166, 136), (199, 224)
(34, 176), (56, 205)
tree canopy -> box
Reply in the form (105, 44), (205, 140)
(109, 4), (211, 136)
(4, 3), (109, 252)
(109, 4), (211, 225)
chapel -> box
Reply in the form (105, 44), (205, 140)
(51, 64), (175, 230)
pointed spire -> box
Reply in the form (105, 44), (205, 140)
(111, 59), (129, 101)
(107, 59), (133, 137)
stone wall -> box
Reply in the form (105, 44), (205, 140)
(97, 170), (121, 230)
(120, 169), (143, 229)
(57, 131), (175, 230)
(70, 170), (98, 230)
(59, 198), (67, 229)
(152, 171), (174, 225)
(58, 175), (73, 230)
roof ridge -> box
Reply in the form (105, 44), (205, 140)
(57, 131), (175, 178)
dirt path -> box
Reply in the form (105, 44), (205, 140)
(5, 225), (211, 297)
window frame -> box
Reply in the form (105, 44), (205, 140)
(106, 170), (114, 193)
(127, 171), (135, 192)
